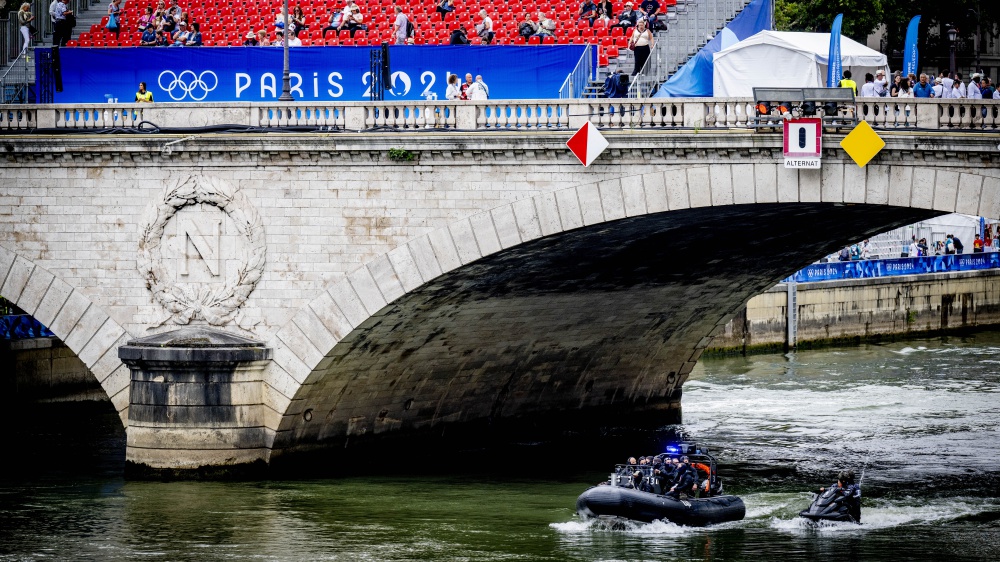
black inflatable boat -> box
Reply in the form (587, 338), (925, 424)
(799, 487), (860, 523)
(576, 485), (746, 526)
(575, 442), (745, 526)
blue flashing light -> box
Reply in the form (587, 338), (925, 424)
(665, 445), (680, 454)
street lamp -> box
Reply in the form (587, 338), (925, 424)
(947, 25), (958, 79)
(279, 0), (294, 101)
(967, 7), (982, 74)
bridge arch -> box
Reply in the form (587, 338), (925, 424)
(0, 244), (132, 426)
(264, 163), (1000, 455)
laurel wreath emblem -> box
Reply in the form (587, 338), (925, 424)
(137, 176), (266, 326)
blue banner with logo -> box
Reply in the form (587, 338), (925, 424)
(785, 253), (1000, 283)
(826, 14), (843, 88)
(903, 15), (921, 78)
(43, 46), (586, 102)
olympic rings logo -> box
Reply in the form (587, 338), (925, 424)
(157, 70), (219, 101)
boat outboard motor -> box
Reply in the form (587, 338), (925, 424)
(798, 487), (858, 523)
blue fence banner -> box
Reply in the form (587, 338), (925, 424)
(903, 15), (921, 78)
(653, 0), (772, 97)
(785, 253), (1000, 283)
(826, 14), (843, 88)
(43, 45), (587, 103)
(0, 315), (55, 340)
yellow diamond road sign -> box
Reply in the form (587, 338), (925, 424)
(840, 121), (886, 167)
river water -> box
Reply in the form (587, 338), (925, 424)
(2, 332), (999, 561)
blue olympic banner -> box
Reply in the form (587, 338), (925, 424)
(43, 45), (587, 103)
(786, 253), (1000, 283)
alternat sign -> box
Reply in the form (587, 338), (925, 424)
(783, 118), (822, 169)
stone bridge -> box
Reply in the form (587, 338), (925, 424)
(1, 98), (998, 474)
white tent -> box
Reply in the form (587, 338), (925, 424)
(713, 31), (890, 97)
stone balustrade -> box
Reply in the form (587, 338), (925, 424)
(1, 98), (998, 132)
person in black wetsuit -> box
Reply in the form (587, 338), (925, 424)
(666, 456), (698, 499)
(819, 470), (862, 523)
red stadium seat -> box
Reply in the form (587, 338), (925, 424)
(528, 35), (540, 44)
(542, 35), (554, 44)
(598, 52), (608, 66)
(611, 26), (623, 37)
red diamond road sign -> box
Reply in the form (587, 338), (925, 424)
(566, 121), (609, 167)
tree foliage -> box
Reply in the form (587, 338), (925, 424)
(774, 0), (1000, 55)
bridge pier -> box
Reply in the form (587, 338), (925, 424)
(118, 327), (273, 477)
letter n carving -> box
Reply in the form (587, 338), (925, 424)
(179, 218), (221, 276)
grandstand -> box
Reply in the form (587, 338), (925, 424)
(66, 0), (685, 67)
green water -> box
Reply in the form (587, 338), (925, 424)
(3, 332), (1000, 560)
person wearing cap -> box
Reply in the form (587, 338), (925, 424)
(243, 30), (258, 46)
(873, 69), (888, 97)
(931, 76), (944, 98)
(140, 23), (157, 46)
(170, 21), (189, 46)
(612, 2), (638, 31)
(344, 3), (367, 38)
(968, 74), (983, 99)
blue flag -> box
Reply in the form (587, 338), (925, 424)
(826, 14), (843, 88)
(903, 16), (921, 77)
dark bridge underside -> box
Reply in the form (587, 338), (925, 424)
(272, 203), (937, 460)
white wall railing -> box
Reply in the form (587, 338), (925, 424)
(1, 98), (998, 132)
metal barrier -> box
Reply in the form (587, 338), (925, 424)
(0, 315), (55, 340)
(0, 50), (31, 103)
(1, 98), (999, 131)
(558, 44), (593, 99)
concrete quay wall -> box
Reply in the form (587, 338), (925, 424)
(708, 269), (1000, 353)
(0, 338), (105, 401)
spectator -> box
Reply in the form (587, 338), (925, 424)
(257, 28), (270, 46)
(274, 6), (289, 30)
(931, 77), (944, 98)
(954, 73), (966, 98)
(612, 2), (637, 31)
(449, 24), (469, 44)
(517, 13), (537, 40)
(106, 0), (122, 40)
(838, 69), (857, 95)
(859, 73), (876, 97)
(981, 77), (996, 99)
(344, 3), (367, 38)
(392, 6), (408, 45)
(153, 0), (166, 19)
(596, 0), (613, 20)
(968, 75), (983, 99)
(640, 0), (665, 31)
(154, 29), (167, 45)
(973, 234), (984, 253)
(243, 30), (258, 45)
(895, 79), (912, 98)
(185, 21), (202, 45)
(274, 29), (299, 46)
(939, 69), (953, 99)
(628, 18), (654, 74)
(52, 0), (73, 47)
(134, 81), (153, 102)
(436, 0), (455, 21)
(468, 74), (489, 100)
(476, 9), (494, 44)
(17, 3), (34, 55)
(48, 0), (59, 44)
(170, 21), (189, 45)
(873, 69), (888, 96)
(888, 72), (901, 97)
(162, 6), (179, 34)
(578, 0), (597, 25)
(912, 73), (934, 98)
(137, 7), (156, 31)
(460, 73), (474, 99)
(445, 73), (462, 99)
(322, 9), (344, 38)
(533, 12), (555, 37)
(291, 5), (308, 36)
(140, 23), (157, 45)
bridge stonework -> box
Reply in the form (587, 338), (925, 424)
(1, 130), (998, 472)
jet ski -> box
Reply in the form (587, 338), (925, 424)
(798, 486), (861, 523)
(576, 442), (746, 526)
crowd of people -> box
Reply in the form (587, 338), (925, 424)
(444, 73), (489, 100)
(845, 68), (1000, 100)
(613, 454), (715, 499)
(837, 227), (998, 261)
